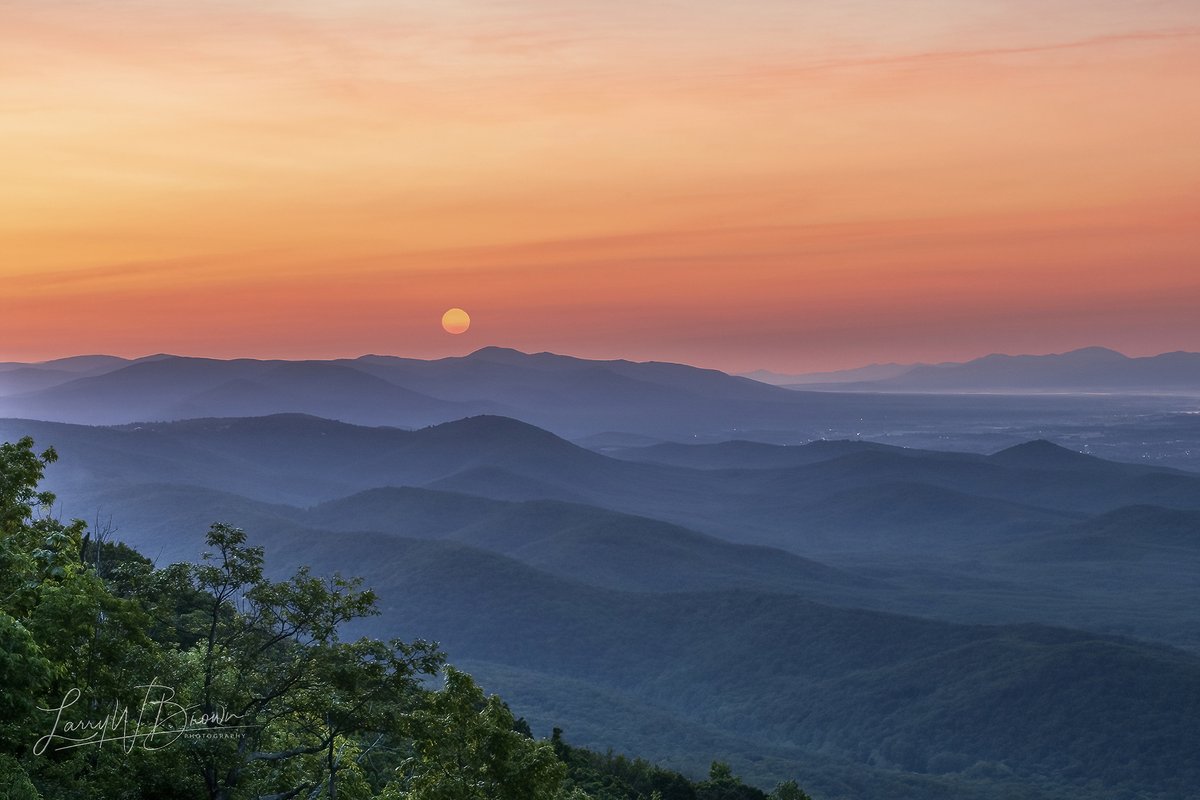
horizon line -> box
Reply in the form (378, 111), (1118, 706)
(6, 343), (1200, 378)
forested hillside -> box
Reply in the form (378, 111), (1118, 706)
(0, 437), (803, 800)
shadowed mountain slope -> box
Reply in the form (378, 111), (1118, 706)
(245, 524), (1200, 800)
(82, 497), (1200, 800)
(1009, 505), (1200, 562)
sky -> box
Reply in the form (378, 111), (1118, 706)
(2, 0), (1198, 373)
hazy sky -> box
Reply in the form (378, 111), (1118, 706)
(3, 0), (1198, 371)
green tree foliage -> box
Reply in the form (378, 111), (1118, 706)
(550, 728), (698, 800)
(695, 762), (769, 800)
(768, 780), (812, 800)
(382, 667), (578, 800)
(1, 437), (155, 798)
(168, 523), (445, 800)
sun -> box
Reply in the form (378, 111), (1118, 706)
(441, 308), (471, 335)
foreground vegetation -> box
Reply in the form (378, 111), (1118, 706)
(0, 437), (808, 799)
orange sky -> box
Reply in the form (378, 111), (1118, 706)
(2, 0), (1198, 372)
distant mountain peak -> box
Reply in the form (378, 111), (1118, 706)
(419, 414), (575, 446)
(426, 413), (543, 431)
(1058, 346), (1128, 360)
(460, 346), (591, 370)
(463, 346), (557, 364)
(467, 346), (526, 358)
(995, 439), (1076, 455)
(990, 440), (1103, 469)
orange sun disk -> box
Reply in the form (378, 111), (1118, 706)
(441, 308), (471, 335)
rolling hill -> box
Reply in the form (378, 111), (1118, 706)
(9, 414), (1200, 554)
(235, 522), (1200, 800)
(66, 488), (1200, 800)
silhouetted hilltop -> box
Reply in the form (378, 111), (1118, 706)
(989, 439), (1121, 471)
(0, 354), (133, 374)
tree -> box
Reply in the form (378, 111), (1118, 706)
(383, 667), (580, 800)
(695, 761), (768, 800)
(1, 437), (156, 798)
(167, 523), (444, 800)
(768, 781), (812, 800)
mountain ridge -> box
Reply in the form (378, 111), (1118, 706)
(764, 347), (1200, 393)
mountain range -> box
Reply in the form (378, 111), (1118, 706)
(5, 346), (1200, 491)
(4, 409), (1200, 798)
(0, 348), (820, 438)
(756, 346), (1200, 393)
